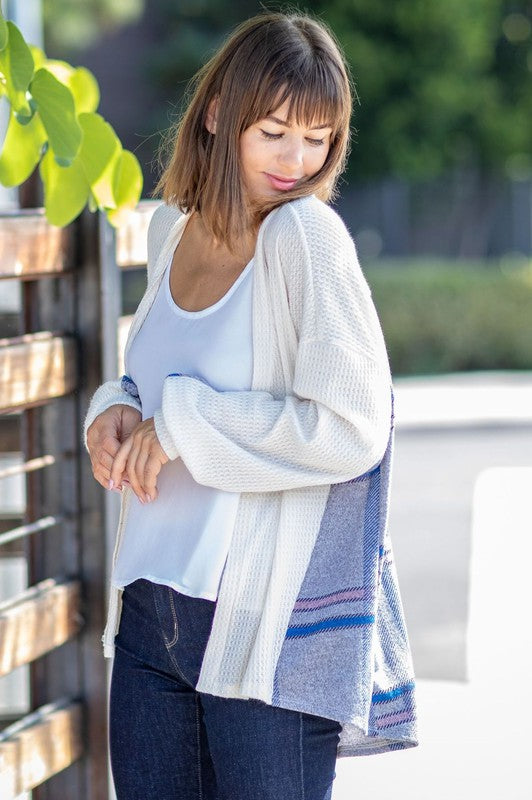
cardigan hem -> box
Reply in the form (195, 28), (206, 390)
(336, 737), (419, 758)
(171, 676), (419, 758)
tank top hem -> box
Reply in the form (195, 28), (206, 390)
(111, 575), (218, 602)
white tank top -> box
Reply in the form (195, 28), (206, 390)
(111, 253), (254, 600)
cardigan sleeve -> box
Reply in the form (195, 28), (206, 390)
(152, 198), (393, 493)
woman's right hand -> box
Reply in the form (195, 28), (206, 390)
(87, 405), (142, 490)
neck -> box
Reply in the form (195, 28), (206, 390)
(192, 211), (258, 263)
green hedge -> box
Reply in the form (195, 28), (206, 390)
(123, 257), (532, 378)
(364, 258), (532, 376)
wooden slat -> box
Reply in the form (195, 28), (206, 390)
(0, 332), (77, 412)
(0, 212), (73, 279)
(0, 578), (82, 676)
(0, 454), (55, 480)
(0, 515), (62, 547)
(0, 699), (83, 797)
(115, 200), (160, 267)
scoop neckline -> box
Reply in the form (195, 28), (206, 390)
(164, 254), (254, 318)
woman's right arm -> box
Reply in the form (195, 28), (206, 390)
(84, 380), (142, 489)
(84, 202), (182, 488)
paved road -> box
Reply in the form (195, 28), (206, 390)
(390, 371), (532, 680)
(390, 423), (532, 680)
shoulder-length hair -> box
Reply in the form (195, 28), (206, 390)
(152, 11), (354, 256)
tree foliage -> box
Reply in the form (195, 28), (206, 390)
(313, 0), (532, 180)
(43, 0), (144, 53)
(43, 0), (532, 183)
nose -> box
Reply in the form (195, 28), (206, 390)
(278, 136), (304, 171)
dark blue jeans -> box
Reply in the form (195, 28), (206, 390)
(109, 578), (341, 800)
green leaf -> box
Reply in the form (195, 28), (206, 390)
(0, 22), (34, 115)
(44, 59), (99, 113)
(69, 66), (99, 113)
(30, 67), (82, 166)
(0, 106), (46, 186)
(0, 12), (8, 52)
(77, 112), (122, 209)
(39, 111), (124, 225)
(39, 145), (89, 226)
(28, 45), (47, 72)
(107, 150), (143, 226)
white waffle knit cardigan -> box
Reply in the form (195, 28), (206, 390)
(84, 194), (418, 757)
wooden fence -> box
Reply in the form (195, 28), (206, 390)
(0, 201), (158, 799)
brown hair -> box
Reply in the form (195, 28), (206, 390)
(152, 11), (353, 256)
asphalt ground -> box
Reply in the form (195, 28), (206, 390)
(389, 371), (532, 680)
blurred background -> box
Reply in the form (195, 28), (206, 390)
(1, 1), (531, 798)
(42, 0), (532, 375)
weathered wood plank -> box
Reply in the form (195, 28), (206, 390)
(115, 200), (160, 267)
(0, 700), (83, 797)
(0, 333), (77, 412)
(0, 578), (82, 676)
(0, 454), (55, 480)
(0, 515), (61, 548)
(0, 213), (73, 280)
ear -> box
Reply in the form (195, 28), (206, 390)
(205, 96), (219, 134)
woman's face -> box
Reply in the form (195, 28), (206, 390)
(239, 97), (333, 205)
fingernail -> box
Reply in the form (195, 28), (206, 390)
(145, 494), (152, 503)
(108, 479), (114, 490)
(122, 479), (130, 485)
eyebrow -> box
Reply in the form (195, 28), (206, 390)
(265, 115), (332, 130)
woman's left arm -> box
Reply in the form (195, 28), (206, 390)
(113, 200), (392, 497)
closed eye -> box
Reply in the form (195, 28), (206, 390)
(260, 130), (325, 147)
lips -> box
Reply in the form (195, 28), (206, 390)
(265, 173), (300, 190)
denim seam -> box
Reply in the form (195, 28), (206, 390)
(194, 693), (203, 800)
(166, 586), (179, 647)
(299, 712), (304, 800)
(151, 583), (193, 687)
(166, 645), (196, 690)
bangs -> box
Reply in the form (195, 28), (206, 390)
(154, 12), (353, 255)
(244, 56), (349, 136)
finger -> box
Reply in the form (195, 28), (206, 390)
(89, 450), (111, 487)
(92, 462), (121, 492)
(110, 438), (134, 490)
(134, 445), (151, 499)
(143, 456), (162, 501)
(125, 436), (145, 503)
(97, 449), (115, 473)
(87, 438), (115, 469)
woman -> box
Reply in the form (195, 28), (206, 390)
(85, 11), (418, 800)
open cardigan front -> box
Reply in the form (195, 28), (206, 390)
(84, 195), (418, 757)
